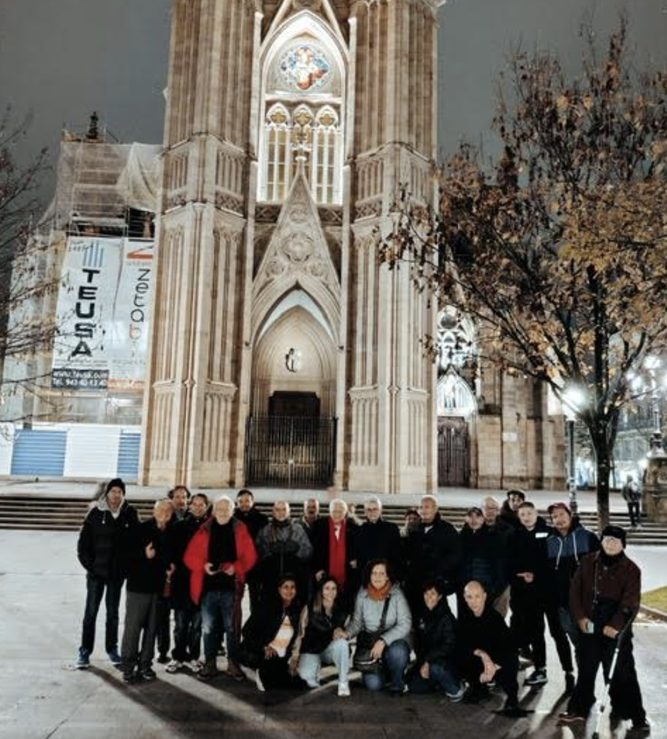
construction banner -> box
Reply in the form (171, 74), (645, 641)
(51, 236), (154, 391)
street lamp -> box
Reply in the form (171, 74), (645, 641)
(644, 355), (664, 455)
(563, 386), (586, 515)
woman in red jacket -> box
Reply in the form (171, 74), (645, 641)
(184, 496), (257, 681)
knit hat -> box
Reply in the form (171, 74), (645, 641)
(506, 489), (526, 501)
(106, 478), (126, 496)
(601, 524), (627, 548)
(547, 502), (572, 516)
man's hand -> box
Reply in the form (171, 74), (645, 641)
(579, 618), (591, 634)
(517, 572), (534, 584)
(370, 639), (386, 660)
(603, 625), (620, 639)
(145, 543), (156, 560)
(204, 562), (217, 575)
(420, 662), (430, 679)
(315, 570), (326, 581)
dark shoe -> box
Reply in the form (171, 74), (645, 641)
(389, 684), (409, 696)
(629, 719), (651, 736)
(564, 671), (576, 694)
(157, 654), (169, 665)
(197, 660), (219, 681)
(225, 660), (245, 682)
(139, 667), (157, 681)
(75, 649), (90, 670)
(496, 702), (531, 718)
(107, 650), (122, 666)
(122, 670), (137, 684)
(558, 711), (585, 725)
(525, 668), (548, 687)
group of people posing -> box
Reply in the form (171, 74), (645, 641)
(75, 480), (650, 734)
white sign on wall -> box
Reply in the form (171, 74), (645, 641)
(52, 236), (154, 391)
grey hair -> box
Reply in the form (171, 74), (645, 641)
(329, 498), (348, 514)
(365, 496), (382, 510)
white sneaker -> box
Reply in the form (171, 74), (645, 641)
(305, 679), (321, 689)
(165, 660), (183, 674)
(255, 670), (266, 692)
(188, 660), (203, 674)
(337, 682), (351, 697)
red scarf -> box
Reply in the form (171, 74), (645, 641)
(328, 518), (347, 589)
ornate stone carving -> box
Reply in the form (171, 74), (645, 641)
(281, 232), (313, 262)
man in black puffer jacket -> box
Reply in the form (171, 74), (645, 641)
(76, 478), (138, 669)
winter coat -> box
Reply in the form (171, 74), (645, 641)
(347, 584), (412, 645)
(169, 513), (208, 606)
(510, 517), (551, 597)
(255, 520), (313, 589)
(353, 518), (402, 575)
(546, 519), (600, 606)
(414, 598), (458, 666)
(407, 513), (461, 593)
(126, 519), (174, 594)
(239, 595), (302, 666)
(77, 498), (139, 581)
(458, 524), (508, 597)
(311, 517), (358, 586)
(184, 517), (257, 605)
(234, 507), (269, 540)
(570, 550), (640, 633)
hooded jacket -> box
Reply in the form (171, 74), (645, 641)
(546, 518), (600, 606)
(414, 597), (458, 666)
(77, 497), (139, 581)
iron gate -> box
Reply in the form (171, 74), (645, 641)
(245, 415), (337, 488)
(437, 417), (470, 487)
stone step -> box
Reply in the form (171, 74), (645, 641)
(0, 495), (665, 543)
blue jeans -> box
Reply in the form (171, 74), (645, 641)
(409, 659), (461, 695)
(80, 574), (123, 655)
(201, 589), (237, 663)
(363, 639), (410, 692)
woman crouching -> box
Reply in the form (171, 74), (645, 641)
(339, 559), (412, 695)
(238, 575), (302, 691)
(293, 576), (351, 696)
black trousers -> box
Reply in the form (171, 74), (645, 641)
(510, 586), (546, 669)
(155, 594), (171, 659)
(567, 631), (646, 722)
(459, 652), (519, 705)
(544, 604), (574, 673)
(626, 502), (640, 527)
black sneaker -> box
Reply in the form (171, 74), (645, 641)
(139, 667), (157, 681)
(629, 719), (651, 736)
(122, 670), (137, 684)
(525, 669), (548, 686)
(156, 654), (169, 665)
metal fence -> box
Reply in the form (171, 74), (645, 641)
(245, 415), (337, 488)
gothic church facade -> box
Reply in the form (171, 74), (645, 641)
(141, 0), (564, 493)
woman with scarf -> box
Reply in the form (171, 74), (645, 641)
(238, 575), (303, 691)
(293, 576), (351, 696)
(338, 559), (412, 694)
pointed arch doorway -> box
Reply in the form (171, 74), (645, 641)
(437, 370), (476, 487)
(245, 294), (337, 488)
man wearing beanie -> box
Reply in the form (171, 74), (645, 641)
(76, 478), (138, 668)
(558, 525), (650, 735)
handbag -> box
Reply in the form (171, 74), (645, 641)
(353, 597), (391, 673)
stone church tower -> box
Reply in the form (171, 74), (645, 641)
(141, 0), (562, 493)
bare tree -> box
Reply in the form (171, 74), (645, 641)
(379, 22), (667, 527)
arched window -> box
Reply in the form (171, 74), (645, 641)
(260, 31), (344, 205)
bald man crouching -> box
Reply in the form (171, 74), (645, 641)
(457, 580), (526, 717)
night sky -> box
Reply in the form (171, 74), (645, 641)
(1, 0), (666, 204)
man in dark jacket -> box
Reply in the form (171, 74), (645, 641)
(559, 526), (649, 735)
(405, 495), (460, 617)
(352, 496), (401, 576)
(510, 501), (574, 690)
(166, 492), (210, 674)
(457, 580), (524, 716)
(234, 488), (268, 611)
(76, 478), (138, 669)
(312, 499), (357, 602)
(408, 579), (465, 700)
(120, 498), (175, 682)
(458, 507), (507, 610)
(546, 502), (599, 664)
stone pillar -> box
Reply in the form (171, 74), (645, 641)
(644, 453), (667, 522)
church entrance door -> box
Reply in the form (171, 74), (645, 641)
(246, 392), (336, 488)
(437, 417), (470, 487)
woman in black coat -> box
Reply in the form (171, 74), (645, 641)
(408, 579), (465, 700)
(239, 575), (303, 691)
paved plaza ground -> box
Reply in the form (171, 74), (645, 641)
(0, 528), (666, 739)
